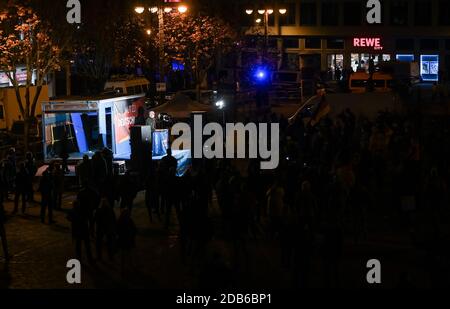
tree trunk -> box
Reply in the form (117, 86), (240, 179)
(23, 116), (30, 153)
(196, 82), (201, 104)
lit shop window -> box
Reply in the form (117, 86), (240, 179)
(420, 55), (439, 82)
(396, 54), (415, 62)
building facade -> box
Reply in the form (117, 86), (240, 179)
(238, 0), (450, 81)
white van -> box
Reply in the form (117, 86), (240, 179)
(104, 76), (150, 96)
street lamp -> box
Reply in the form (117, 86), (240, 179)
(134, 3), (188, 84)
(245, 7), (287, 64)
(135, 6), (145, 14)
(245, 7), (287, 69)
(178, 5), (188, 13)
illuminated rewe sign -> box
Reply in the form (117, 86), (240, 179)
(353, 38), (383, 50)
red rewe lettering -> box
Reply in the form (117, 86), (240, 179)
(374, 38), (381, 48)
(354, 38), (360, 47)
(366, 38), (375, 47)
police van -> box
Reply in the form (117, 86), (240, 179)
(104, 76), (150, 96)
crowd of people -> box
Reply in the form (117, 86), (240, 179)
(2, 100), (450, 288)
(139, 103), (450, 288)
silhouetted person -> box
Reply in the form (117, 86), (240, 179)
(101, 148), (114, 178)
(52, 163), (65, 210)
(0, 160), (7, 205)
(144, 173), (159, 222)
(117, 209), (136, 274)
(267, 176), (285, 238)
(39, 168), (54, 224)
(92, 151), (108, 190)
(13, 163), (28, 214)
(77, 185), (100, 235)
(68, 201), (94, 264)
(119, 172), (138, 214)
(24, 152), (37, 203)
(198, 252), (233, 289)
(160, 148), (178, 228)
(335, 67), (342, 81)
(0, 197), (9, 261)
(134, 106), (146, 126)
(94, 199), (117, 261)
(76, 155), (92, 188)
(5, 149), (17, 199)
(146, 111), (157, 131)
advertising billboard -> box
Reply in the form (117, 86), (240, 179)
(113, 97), (145, 156)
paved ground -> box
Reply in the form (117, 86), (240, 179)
(0, 186), (434, 289)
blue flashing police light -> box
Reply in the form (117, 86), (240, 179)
(256, 70), (267, 80)
(253, 66), (271, 84)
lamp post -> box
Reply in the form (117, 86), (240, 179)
(134, 3), (188, 84)
(246, 8), (286, 62)
(245, 8), (287, 110)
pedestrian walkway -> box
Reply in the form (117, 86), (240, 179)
(0, 189), (432, 288)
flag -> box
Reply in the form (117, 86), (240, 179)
(310, 93), (331, 126)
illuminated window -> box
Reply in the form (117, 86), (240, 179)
(396, 54), (415, 62)
(420, 55), (439, 82)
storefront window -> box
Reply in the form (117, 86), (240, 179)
(396, 54), (415, 62)
(284, 38), (300, 49)
(282, 53), (300, 71)
(420, 55), (439, 82)
(351, 53), (360, 72)
(327, 38), (345, 49)
(327, 54), (344, 80)
(350, 54), (386, 73)
(305, 38), (321, 49)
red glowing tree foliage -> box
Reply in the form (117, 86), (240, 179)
(0, 3), (62, 146)
(154, 13), (236, 100)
